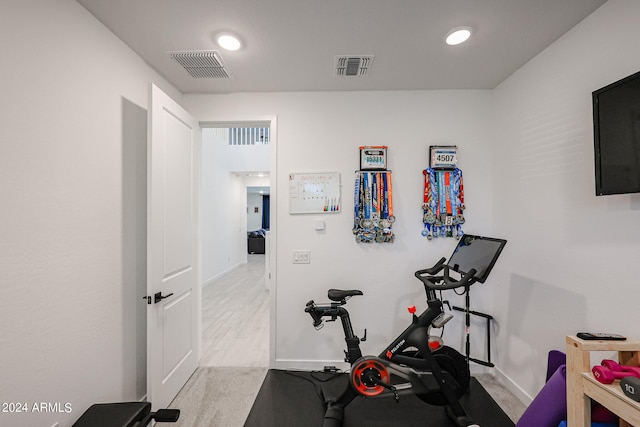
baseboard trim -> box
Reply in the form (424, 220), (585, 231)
(493, 366), (533, 405)
(274, 359), (350, 372)
(202, 262), (245, 287)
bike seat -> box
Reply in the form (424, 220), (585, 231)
(328, 289), (363, 302)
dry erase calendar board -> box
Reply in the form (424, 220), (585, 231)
(289, 172), (341, 214)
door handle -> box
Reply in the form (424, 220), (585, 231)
(154, 292), (174, 304)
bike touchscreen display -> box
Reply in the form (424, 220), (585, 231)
(447, 235), (507, 283)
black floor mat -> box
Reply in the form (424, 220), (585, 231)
(244, 369), (514, 427)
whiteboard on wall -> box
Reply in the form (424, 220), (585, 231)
(289, 172), (341, 214)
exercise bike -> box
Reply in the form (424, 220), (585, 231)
(305, 257), (480, 427)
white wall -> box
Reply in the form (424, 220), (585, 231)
(491, 0), (640, 401)
(201, 129), (247, 284)
(247, 193), (265, 231)
(200, 129), (271, 284)
(0, 1), (180, 426)
(185, 90), (497, 369)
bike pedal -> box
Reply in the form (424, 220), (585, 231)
(432, 312), (453, 328)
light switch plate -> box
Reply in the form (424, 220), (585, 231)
(292, 250), (310, 264)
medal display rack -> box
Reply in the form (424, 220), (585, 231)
(422, 146), (465, 239)
(354, 146), (394, 243)
(353, 170), (395, 243)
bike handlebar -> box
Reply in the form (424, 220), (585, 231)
(306, 257), (476, 328)
(414, 258), (477, 291)
(305, 300), (323, 328)
(414, 257), (447, 275)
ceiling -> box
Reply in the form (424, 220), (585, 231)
(247, 186), (270, 196)
(77, 0), (606, 94)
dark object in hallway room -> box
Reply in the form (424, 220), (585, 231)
(248, 229), (266, 254)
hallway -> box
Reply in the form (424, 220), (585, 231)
(200, 255), (269, 367)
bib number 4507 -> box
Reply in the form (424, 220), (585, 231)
(430, 146), (458, 169)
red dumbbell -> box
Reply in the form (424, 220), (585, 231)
(601, 359), (640, 376)
(593, 363), (640, 384)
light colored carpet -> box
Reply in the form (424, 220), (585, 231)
(475, 373), (527, 423)
(160, 368), (526, 427)
(158, 367), (268, 427)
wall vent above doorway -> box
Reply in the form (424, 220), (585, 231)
(168, 50), (234, 79)
(335, 55), (374, 77)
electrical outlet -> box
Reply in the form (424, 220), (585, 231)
(292, 250), (310, 264)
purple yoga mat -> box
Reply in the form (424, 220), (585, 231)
(517, 360), (617, 427)
(516, 365), (567, 427)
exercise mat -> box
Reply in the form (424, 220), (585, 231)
(244, 369), (514, 427)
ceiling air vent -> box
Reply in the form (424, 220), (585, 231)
(335, 55), (374, 77)
(168, 50), (234, 79)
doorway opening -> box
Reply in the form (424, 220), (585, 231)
(199, 121), (273, 368)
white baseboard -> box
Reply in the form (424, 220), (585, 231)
(274, 359), (350, 372)
(468, 363), (492, 376)
(492, 366), (533, 405)
(201, 262), (245, 287)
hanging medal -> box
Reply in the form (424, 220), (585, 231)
(371, 172), (379, 225)
(380, 172), (391, 231)
(387, 171), (395, 224)
(384, 172), (395, 242)
(363, 173), (375, 241)
(360, 172), (371, 230)
(353, 171), (361, 236)
(430, 168), (439, 238)
(454, 168), (465, 238)
(438, 171), (447, 237)
(422, 169), (435, 239)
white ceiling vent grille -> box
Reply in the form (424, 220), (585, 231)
(335, 55), (374, 77)
(168, 50), (233, 79)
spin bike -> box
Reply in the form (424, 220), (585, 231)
(305, 257), (480, 427)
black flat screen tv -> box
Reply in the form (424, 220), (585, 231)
(447, 234), (507, 284)
(593, 70), (640, 196)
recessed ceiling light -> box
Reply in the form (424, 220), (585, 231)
(445, 26), (473, 46)
(217, 34), (242, 51)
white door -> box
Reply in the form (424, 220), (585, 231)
(147, 84), (201, 409)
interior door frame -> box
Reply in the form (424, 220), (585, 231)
(200, 116), (278, 367)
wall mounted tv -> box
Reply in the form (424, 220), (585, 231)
(593, 70), (640, 196)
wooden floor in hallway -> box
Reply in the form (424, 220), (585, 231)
(200, 254), (269, 367)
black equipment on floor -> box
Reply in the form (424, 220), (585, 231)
(72, 402), (179, 427)
(244, 370), (515, 427)
(304, 234), (507, 427)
